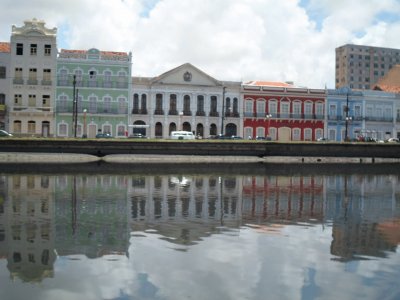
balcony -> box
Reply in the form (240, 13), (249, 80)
(27, 79), (38, 85)
(196, 111), (206, 117)
(169, 110), (178, 115)
(41, 80), (52, 86)
(154, 109), (164, 115)
(183, 110), (192, 116)
(209, 111), (219, 117)
(13, 78), (24, 85)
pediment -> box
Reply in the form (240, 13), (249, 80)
(151, 63), (222, 87)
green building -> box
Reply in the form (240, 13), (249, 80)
(56, 48), (132, 138)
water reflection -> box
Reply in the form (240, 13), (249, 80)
(0, 170), (399, 288)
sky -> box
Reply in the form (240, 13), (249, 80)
(1, 0), (400, 88)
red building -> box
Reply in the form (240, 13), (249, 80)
(242, 81), (326, 141)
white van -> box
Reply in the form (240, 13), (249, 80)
(170, 131), (195, 140)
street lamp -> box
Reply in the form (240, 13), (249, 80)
(265, 114), (272, 138)
(82, 109), (87, 138)
(344, 89), (351, 141)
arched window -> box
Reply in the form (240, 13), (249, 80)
(292, 128), (301, 141)
(28, 120), (36, 134)
(197, 95), (204, 116)
(141, 94), (147, 114)
(304, 128), (312, 141)
(169, 94), (177, 114)
(155, 94), (163, 114)
(133, 94), (139, 113)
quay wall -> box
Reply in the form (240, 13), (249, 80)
(0, 139), (400, 164)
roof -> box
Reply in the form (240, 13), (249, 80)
(60, 49), (129, 57)
(0, 42), (10, 53)
(373, 65), (400, 93)
(244, 81), (294, 87)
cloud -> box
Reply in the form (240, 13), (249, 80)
(1, 0), (400, 88)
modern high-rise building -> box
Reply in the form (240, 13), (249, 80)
(335, 44), (400, 90)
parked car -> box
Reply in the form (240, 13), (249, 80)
(129, 133), (146, 139)
(0, 130), (12, 137)
(95, 133), (113, 138)
(386, 138), (399, 143)
(317, 137), (328, 142)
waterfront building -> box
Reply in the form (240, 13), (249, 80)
(335, 44), (400, 90)
(56, 48), (132, 138)
(326, 87), (364, 141)
(327, 87), (397, 141)
(8, 19), (57, 137)
(242, 81), (326, 141)
(131, 63), (242, 138)
(0, 42), (10, 130)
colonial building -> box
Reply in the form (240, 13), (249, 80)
(131, 63), (242, 138)
(327, 87), (397, 141)
(8, 18), (57, 137)
(242, 81), (326, 141)
(0, 42), (10, 130)
(56, 48), (132, 138)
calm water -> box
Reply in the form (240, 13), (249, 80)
(0, 164), (399, 300)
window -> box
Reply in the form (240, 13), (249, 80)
(0, 66), (5, 79)
(293, 102), (301, 116)
(269, 100), (277, 114)
(315, 129), (323, 140)
(16, 43), (23, 55)
(15, 68), (23, 79)
(43, 69), (51, 80)
(245, 100), (253, 113)
(89, 96), (97, 113)
(30, 44), (37, 55)
(103, 124), (112, 134)
(292, 128), (301, 141)
(354, 105), (361, 118)
(183, 95), (190, 113)
(210, 96), (217, 113)
(28, 121), (36, 133)
(29, 68), (37, 84)
(59, 123), (67, 136)
(28, 95), (36, 107)
(316, 103), (324, 117)
(14, 94), (22, 105)
(44, 44), (51, 56)
(256, 127), (265, 138)
(118, 97), (127, 114)
(256, 100), (265, 116)
(197, 95), (204, 113)
(103, 96), (111, 113)
(0, 94), (5, 105)
(304, 128), (312, 141)
(304, 102), (313, 117)
(42, 95), (50, 107)
(280, 101), (290, 116)
(104, 70), (112, 87)
(13, 120), (21, 133)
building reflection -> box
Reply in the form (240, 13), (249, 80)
(0, 172), (399, 282)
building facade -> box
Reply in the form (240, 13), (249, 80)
(131, 63), (242, 138)
(335, 44), (400, 90)
(327, 87), (397, 141)
(8, 19), (57, 137)
(56, 48), (132, 138)
(0, 42), (10, 130)
(242, 81), (326, 141)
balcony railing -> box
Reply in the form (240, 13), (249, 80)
(209, 111), (219, 117)
(27, 79), (38, 85)
(57, 76), (129, 89)
(13, 78), (24, 85)
(154, 109), (164, 115)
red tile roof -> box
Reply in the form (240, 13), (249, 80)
(245, 80), (294, 87)
(373, 65), (400, 93)
(0, 42), (10, 53)
(60, 49), (128, 57)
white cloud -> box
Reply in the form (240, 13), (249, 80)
(1, 0), (400, 88)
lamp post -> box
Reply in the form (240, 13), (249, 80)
(344, 89), (350, 141)
(82, 109), (87, 138)
(265, 114), (272, 138)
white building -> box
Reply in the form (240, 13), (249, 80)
(131, 63), (242, 138)
(8, 18), (57, 137)
(0, 42), (10, 130)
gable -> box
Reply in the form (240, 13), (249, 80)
(152, 63), (222, 87)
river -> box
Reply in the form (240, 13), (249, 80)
(0, 163), (399, 300)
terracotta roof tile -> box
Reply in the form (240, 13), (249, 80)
(60, 49), (128, 57)
(373, 65), (400, 92)
(0, 42), (10, 53)
(245, 81), (294, 87)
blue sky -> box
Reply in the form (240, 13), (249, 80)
(2, 0), (400, 88)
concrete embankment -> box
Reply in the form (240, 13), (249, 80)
(1, 152), (400, 164)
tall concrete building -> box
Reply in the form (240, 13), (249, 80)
(335, 44), (400, 90)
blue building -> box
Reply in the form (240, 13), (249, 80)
(327, 87), (397, 141)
